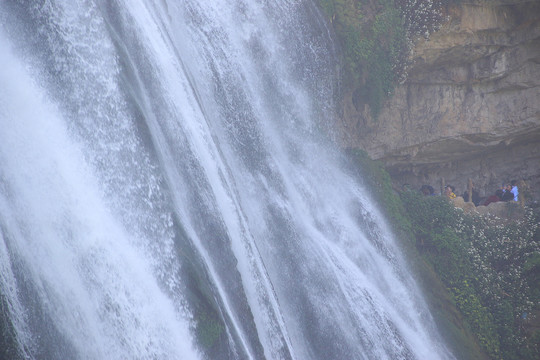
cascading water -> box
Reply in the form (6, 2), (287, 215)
(0, 1), (455, 359)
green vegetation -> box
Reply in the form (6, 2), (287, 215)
(175, 228), (228, 355)
(349, 149), (540, 359)
(316, 0), (443, 118)
(195, 309), (224, 349)
(0, 293), (23, 360)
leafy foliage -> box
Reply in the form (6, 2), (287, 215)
(347, 149), (412, 237)
(316, 0), (444, 118)
(395, 0), (443, 39)
(400, 192), (540, 359)
(350, 151), (540, 359)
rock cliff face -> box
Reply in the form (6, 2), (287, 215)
(339, 0), (540, 201)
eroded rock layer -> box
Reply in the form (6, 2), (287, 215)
(340, 0), (540, 201)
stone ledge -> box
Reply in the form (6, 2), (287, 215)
(451, 196), (525, 220)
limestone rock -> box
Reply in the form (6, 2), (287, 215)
(472, 201), (524, 220)
(339, 0), (540, 201)
(451, 196), (477, 214)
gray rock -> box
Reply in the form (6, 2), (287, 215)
(339, 1), (540, 201)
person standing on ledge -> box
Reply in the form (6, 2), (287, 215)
(445, 185), (456, 199)
(511, 180), (519, 202)
(501, 183), (514, 202)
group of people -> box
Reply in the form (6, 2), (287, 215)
(420, 183), (458, 199)
(419, 180), (520, 206)
(483, 181), (519, 206)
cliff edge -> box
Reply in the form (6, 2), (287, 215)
(339, 0), (540, 201)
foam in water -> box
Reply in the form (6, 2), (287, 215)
(0, 28), (198, 360)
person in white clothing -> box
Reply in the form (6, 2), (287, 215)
(511, 180), (519, 202)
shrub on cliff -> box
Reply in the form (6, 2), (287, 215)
(350, 150), (540, 359)
(400, 192), (540, 359)
(316, 0), (443, 118)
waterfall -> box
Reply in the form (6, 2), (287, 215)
(0, 1), (454, 359)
